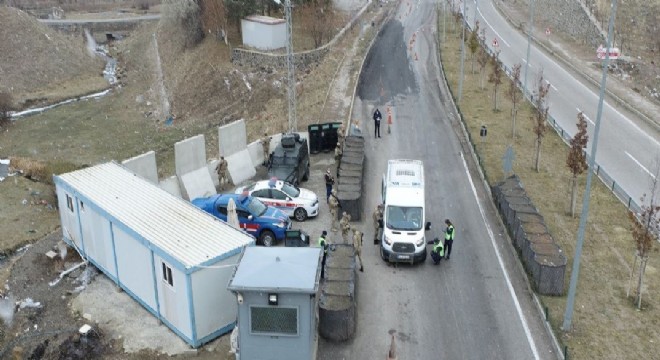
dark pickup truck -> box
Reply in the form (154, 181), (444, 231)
(267, 133), (310, 186)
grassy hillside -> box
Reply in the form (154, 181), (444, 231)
(0, 6), (107, 108)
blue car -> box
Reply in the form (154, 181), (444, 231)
(192, 194), (291, 247)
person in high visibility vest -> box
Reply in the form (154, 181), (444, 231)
(319, 230), (329, 279)
(444, 219), (455, 260)
(428, 237), (445, 265)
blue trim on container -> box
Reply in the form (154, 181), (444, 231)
(74, 195), (86, 255)
(109, 222), (120, 287)
(55, 178), (188, 273)
(150, 250), (162, 321)
(191, 245), (250, 274)
(186, 274), (197, 344)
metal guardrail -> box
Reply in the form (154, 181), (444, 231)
(466, 19), (643, 214)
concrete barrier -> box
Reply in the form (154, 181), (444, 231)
(121, 151), (158, 185)
(174, 134), (207, 176)
(180, 167), (216, 200)
(159, 176), (183, 199)
(218, 120), (256, 185)
(335, 136), (365, 221)
(319, 244), (356, 342)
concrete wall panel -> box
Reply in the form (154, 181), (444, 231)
(159, 176), (183, 199)
(218, 120), (248, 157)
(227, 149), (256, 186)
(122, 151), (159, 185)
(175, 135), (207, 176)
(179, 167), (216, 201)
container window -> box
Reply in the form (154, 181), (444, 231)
(66, 194), (74, 212)
(162, 262), (174, 287)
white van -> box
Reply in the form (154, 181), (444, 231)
(380, 159), (431, 264)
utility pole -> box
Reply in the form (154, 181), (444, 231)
(458, 0), (466, 103)
(284, 0), (297, 133)
(562, 0), (618, 331)
(523, 0), (535, 97)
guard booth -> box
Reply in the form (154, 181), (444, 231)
(228, 247), (322, 360)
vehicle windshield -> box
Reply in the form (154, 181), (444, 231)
(271, 154), (298, 166)
(386, 206), (423, 231)
(281, 182), (300, 197)
(246, 197), (268, 216)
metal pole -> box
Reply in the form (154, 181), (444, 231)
(458, 0), (466, 103)
(562, 0), (618, 331)
(522, 0), (535, 97)
(443, 0), (446, 43)
(285, 0), (297, 132)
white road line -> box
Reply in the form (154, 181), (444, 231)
(479, 6), (510, 47)
(544, 79), (558, 92)
(626, 151), (656, 179)
(521, 58), (532, 67)
(576, 108), (595, 125)
(460, 152), (540, 360)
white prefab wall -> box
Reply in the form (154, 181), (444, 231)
(191, 255), (240, 340)
(155, 254), (192, 339)
(57, 189), (81, 248)
(78, 203), (116, 277)
(113, 226), (157, 310)
(241, 16), (286, 50)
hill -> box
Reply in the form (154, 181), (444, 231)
(0, 6), (107, 108)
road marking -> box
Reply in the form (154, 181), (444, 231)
(544, 79), (558, 92)
(521, 58), (532, 67)
(576, 108), (595, 125)
(626, 151), (656, 180)
(479, 6), (510, 47)
(460, 152), (540, 360)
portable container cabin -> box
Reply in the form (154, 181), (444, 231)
(241, 15), (286, 50)
(228, 247), (322, 360)
(54, 162), (255, 347)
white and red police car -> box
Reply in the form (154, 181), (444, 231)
(236, 178), (319, 221)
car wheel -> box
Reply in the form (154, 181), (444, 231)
(259, 230), (275, 247)
(418, 249), (427, 264)
(380, 245), (388, 262)
(302, 165), (310, 182)
(294, 207), (308, 222)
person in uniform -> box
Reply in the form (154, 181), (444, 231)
(215, 156), (230, 190)
(372, 204), (384, 243)
(334, 142), (342, 162)
(373, 108), (382, 138)
(429, 237), (445, 265)
(444, 219), (455, 260)
(352, 228), (364, 272)
(318, 230), (329, 279)
(329, 189), (340, 232)
(261, 133), (271, 166)
(337, 122), (345, 147)
(324, 168), (335, 202)
(340, 212), (351, 243)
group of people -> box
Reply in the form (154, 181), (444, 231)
(429, 219), (455, 265)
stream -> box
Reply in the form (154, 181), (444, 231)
(10, 29), (118, 119)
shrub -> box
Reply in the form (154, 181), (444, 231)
(0, 92), (13, 129)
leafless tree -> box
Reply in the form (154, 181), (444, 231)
(199, 0), (228, 44)
(0, 92), (13, 129)
(566, 112), (589, 217)
(476, 28), (488, 90)
(300, 2), (331, 48)
(488, 50), (503, 111)
(508, 63), (522, 139)
(162, 0), (204, 49)
(468, 21), (480, 74)
(627, 165), (660, 310)
(530, 71), (550, 172)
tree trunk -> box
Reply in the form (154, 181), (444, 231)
(636, 256), (648, 309)
(480, 70), (485, 90)
(627, 253), (637, 298)
(570, 175), (577, 217)
(511, 107), (517, 139)
(493, 88), (498, 111)
(534, 138), (541, 172)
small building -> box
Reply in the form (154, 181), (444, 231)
(54, 162), (255, 347)
(228, 247), (322, 360)
(241, 15), (286, 50)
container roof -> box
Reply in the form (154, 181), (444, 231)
(244, 14), (285, 25)
(228, 247), (321, 293)
(55, 162), (255, 269)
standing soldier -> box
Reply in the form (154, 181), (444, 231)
(318, 230), (329, 279)
(444, 219), (455, 260)
(329, 189), (340, 232)
(352, 228), (364, 272)
(334, 142), (342, 162)
(324, 168), (335, 202)
(261, 132), (271, 166)
(337, 122), (345, 147)
(215, 156), (230, 190)
(340, 212), (351, 243)
(372, 204), (384, 243)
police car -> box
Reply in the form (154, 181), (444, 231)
(192, 193), (291, 247)
(235, 178), (319, 221)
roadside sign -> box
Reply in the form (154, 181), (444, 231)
(492, 38), (499, 47)
(596, 45), (620, 60)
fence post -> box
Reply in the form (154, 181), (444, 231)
(628, 197), (632, 209)
(611, 181), (616, 191)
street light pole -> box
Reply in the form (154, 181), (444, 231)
(523, 0), (535, 97)
(562, 0), (618, 331)
(458, 0), (466, 103)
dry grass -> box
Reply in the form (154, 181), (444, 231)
(439, 12), (660, 360)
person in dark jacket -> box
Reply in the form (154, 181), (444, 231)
(324, 168), (335, 202)
(373, 108), (382, 138)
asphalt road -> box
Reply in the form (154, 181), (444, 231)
(460, 0), (660, 207)
(319, 1), (557, 359)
